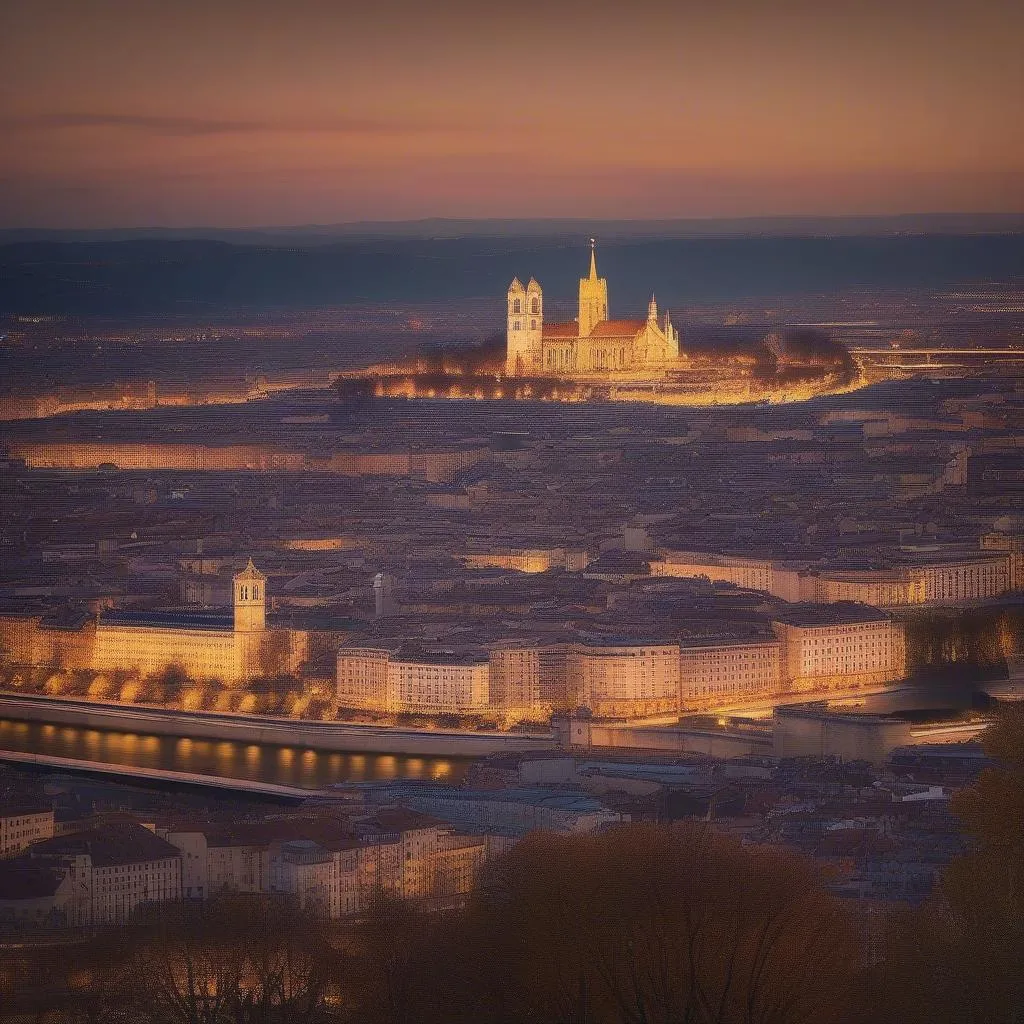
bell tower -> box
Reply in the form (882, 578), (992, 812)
(577, 239), (609, 338)
(507, 277), (540, 376)
(233, 558), (266, 633)
(526, 277), (543, 357)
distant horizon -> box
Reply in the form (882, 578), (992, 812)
(5, 211), (1024, 244)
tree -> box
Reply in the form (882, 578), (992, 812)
(860, 705), (1024, 1024)
(118, 897), (343, 1024)
(350, 825), (860, 1024)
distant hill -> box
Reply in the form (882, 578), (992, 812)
(3, 213), (1024, 246)
(1, 232), (1023, 317)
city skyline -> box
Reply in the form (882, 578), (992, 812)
(2, 0), (1023, 227)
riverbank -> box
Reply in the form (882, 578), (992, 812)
(0, 693), (557, 757)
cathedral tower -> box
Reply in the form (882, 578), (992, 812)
(506, 277), (542, 375)
(233, 558), (266, 633)
(526, 277), (543, 352)
(577, 239), (609, 338)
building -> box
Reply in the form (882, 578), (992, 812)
(0, 863), (77, 930)
(653, 548), (1016, 608)
(570, 643), (680, 718)
(339, 620), (908, 720)
(91, 559), (306, 684)
(678, 638), (783, 709)
(0, 802), (55, 858)
(0, 559), (307, 684)
(771, 608), (906, 692)
(773, 703), (913, 764)
(487, 641), (575, 721)
(505, 243), (680, 376)
(165, 810), (484, 920)
(910, 554), (1012, 604)
(22, 822), (182, 926)
(337, 645), (490, 715)
(651, 551), (777, 593)
(811, 570), (926, 608)
(462, 548), (569, 573)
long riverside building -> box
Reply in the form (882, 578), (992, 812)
(338, 610), (907, 719)
(0, 559), (307, 685)
(5, 441), (489, 484)
(651, 546), (1018, 607)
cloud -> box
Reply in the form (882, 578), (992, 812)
(0, 112), (453, 136)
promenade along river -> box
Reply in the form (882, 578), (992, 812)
(0, 718), (470, 789)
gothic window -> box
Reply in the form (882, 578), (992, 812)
(253, 585), (259, 600)
(512, 298), (521, 314)
(530, 297), (539, 314)
(513, 320), (521, 331)
(240, 585), (248, 600)
(530, 319), (536, 329)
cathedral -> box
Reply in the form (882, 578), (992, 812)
(505, 242), (681, 377)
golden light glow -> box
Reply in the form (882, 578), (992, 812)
(2, 1), (1022, 225)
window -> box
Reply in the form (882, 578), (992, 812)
(531, 297), (539, 314)
(512, 298), (521, 314)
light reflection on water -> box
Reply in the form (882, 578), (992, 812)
(0, 719), (469, 788)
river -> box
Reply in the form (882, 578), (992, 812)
(0, 718), (470, 789)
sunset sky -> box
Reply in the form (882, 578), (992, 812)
(2, 0), (1022, 227)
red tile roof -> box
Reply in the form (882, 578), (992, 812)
(541, 322), (580, 339)
(588, 319), (646, 339)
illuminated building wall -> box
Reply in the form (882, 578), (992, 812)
(339, 627), (907, 718)
(678, 640), (783, 709)
(812, 572), (926, 607)
(980, 530), (1024, 589)
(0, 560), (309, 685)
(336, 647), (490, 714)
(6, 441), (489, 484)
(913, 556), (1012, 603)
(651, 552), (777, 593)
(0, 807), (55, 857)
(393, 659), (490, 714)
(487, 642), (577, 719)
(569, 644), (680, 718)
(462, 548), (566, 573)
(263, 826), (483, 919)
(90, 561), (298, 684)
(428, 835), (487, 902)
(0, 615), (97, 672)
(92, 623), (249, 682)
(336, 647), (395, 709)
(772, 617), (906, 691)
(654, 549), (1016, 607)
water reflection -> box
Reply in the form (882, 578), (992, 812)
(0, 719), (468, 789)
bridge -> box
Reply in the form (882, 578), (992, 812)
(0, 747), (315, 799)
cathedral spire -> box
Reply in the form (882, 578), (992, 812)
(648, 294), (658, 321)
(578, 238), (609, 338)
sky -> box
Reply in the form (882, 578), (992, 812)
(1, 0), (1023, 228)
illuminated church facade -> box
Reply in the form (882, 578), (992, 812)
(506, 242), (681, 377)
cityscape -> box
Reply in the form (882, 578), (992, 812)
(2, 1), (1023, 1022)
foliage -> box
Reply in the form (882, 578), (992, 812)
(51, 897), (344, 1024)
(349, 825), (859, 1024)
(856, 705), (1024, 1024)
